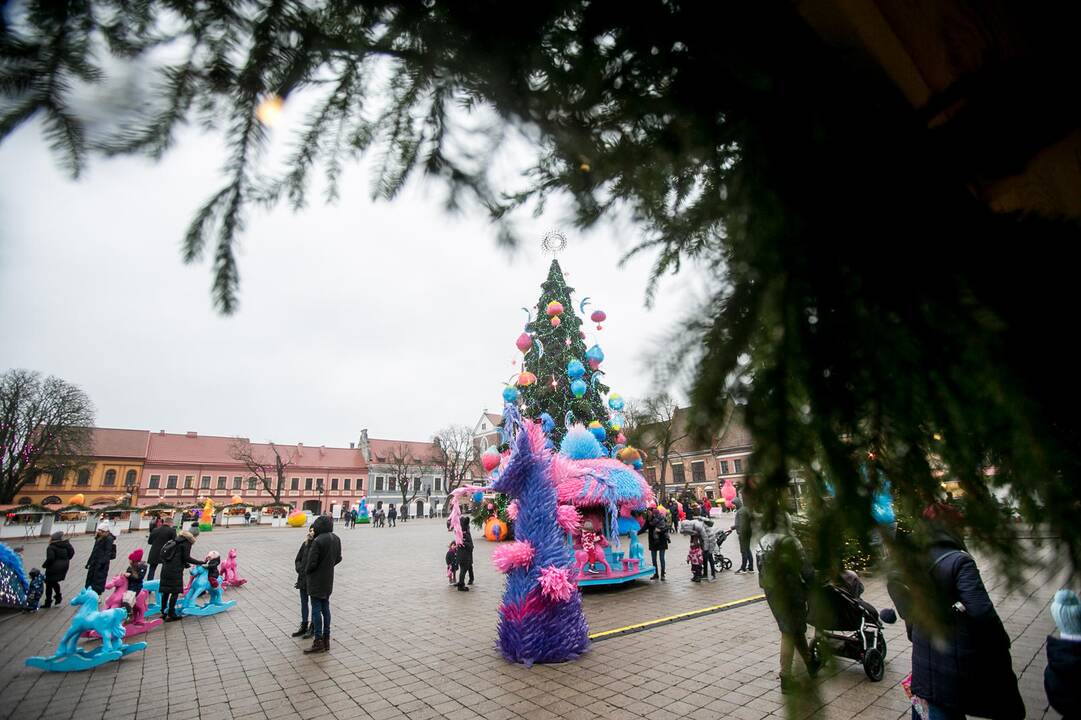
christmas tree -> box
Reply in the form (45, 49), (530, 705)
(511, 260), (620, 450)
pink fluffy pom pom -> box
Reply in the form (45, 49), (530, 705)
(507, 500), (519, 521)
(538, 565), (575, 602)
(556, 504), (581, 534)
(491, 540), (535, 573)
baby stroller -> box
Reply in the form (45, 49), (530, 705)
(709, 527), (734, 572)
(807, 570), (897, 681)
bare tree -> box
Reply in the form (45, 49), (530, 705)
(387, 443), (426, 512)
(0, 370), (94, 503)
(433, 425), (476, 497)
(229, 439), (295, 505)
(634, 393), (690, 503)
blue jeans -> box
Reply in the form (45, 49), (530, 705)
(651, 549), (666, 576)
(310, 597), (331, 638)
(299, 589), (309, 624)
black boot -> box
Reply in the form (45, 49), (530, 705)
(303, 637), (325, 654)
(291, 622), (308, 637)
(323, 633), (330, 651)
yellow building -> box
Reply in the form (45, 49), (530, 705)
(18, 429), (150, 507)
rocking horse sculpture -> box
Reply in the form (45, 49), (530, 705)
(177, 565), (236, 617)
(83, 573), (162, 638)
(142, 578), (161, 618)
(25, 587), (147, 672)
(220, 548), (247, 588)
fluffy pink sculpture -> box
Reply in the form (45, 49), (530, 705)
(721, 478), (737, 509)
(221, 548), (247, 588)
(507, 499), (519, 521)
(492, 540), (535, 573)
(555, 505), (581, 534)
(538, 566), (575, 602)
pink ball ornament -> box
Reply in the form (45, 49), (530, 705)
(616, 433), (627, 444)
(550, 316), (561, 327)
(596, 324), (603, 330)
(487, 502), (495, 510)
(545, 301), (564, 316)
(481, 451), (500, 472)
(590, 310), (606, 323)
(516, 332), (532, 353)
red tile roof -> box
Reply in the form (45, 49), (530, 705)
(88, 428), (151, 459)
(367, 438), (443, 465)
(145, 432), (366, 471)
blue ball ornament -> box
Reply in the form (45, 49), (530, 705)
(472, 491), (484, 503)
(570, 379), (587, 398)
(566, 359), (586, 379)
(586, 344), (605, 365)
(633, 459), (643, 470)
(589, 424), (607, 442)
(502, 386), (519, 403)
(608, 392), (625, 411)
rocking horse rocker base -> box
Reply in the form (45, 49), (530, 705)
(83, 571), (164, 638)
(177, 565), (237, 617)
(25, 587), (147, 673)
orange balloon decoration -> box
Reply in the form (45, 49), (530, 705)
(69, 494), (85, 506)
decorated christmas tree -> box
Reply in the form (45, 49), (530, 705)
(507, 260), (624, 450)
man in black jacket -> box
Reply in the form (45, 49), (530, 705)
(84, 522), (116, 594)
(42, 531), (75, 608)
(146, 516), (176, 581)
(304, 515), (342, 654)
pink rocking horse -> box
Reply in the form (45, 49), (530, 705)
(84, 573), (162, 638)
(220, 548), (247, 588)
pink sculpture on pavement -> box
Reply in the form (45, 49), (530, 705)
(84, 573), (162, 638)
(220, 548), (247, 588)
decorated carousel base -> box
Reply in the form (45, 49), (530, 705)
(25, 641), (146, 672)
(577, 563), (656, 586)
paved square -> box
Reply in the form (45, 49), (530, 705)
(0, 517), (1063, 719)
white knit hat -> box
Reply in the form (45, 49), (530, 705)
(96, 521), (110, 533)
(1052, 589), (1081, 637)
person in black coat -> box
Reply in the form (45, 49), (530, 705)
(146, 516), (176, 581)
(159, 528), (204, 621)
(84, 522), (116, 594)
(1046, 589), (1081, 720)
(908, 522), (1024, 720)
(42, 531), (75, 608)
(303, 515), (342, 654)
(291, 528), (315, 639)
(646, 508), (670, 581)
(387, 504), (398, 527)
(455, 515), (474, 591)
(734, 498), (755, 573)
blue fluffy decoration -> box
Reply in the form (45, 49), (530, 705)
(570, 379), (587, 398)
(0, 542), (28, 591)
(560, 426), (606, 460)
(588, 424), (607, 442)
(503, 386), (519, 403)
(473, 491), (485, 503)
(539, 413), (555, 434)
(566, 360), (585, 379)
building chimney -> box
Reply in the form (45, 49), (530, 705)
(186, 431), (197, 438)
(350, 442), (355, 449)
(159, 430), (165, 435)
(358, 429), (370, 461)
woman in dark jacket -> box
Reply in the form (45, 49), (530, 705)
(646, 509), (670, 581)
(909, 527), (1024, 720)
(146, 517), (176, 581)
(159, 528), (204, 621)
(304, 516), (342, 654)
(42, 531), (75, 608)
(758, 529), (819, 693)
(84, 523), (116, 594)
(456, 515), (474, 591)
(291, 528), (315, 639)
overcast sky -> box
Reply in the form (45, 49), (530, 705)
(0, 117), (706, 447)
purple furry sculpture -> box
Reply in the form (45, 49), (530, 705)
(487, 407), (591, 665)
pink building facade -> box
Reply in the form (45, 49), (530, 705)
(140, 431), (368, 515)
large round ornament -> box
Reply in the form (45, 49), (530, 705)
(550, 316), (561, 328)
(68, 493), (85, 506)
(545, 301), (564, 316)
(516, 332), (532, 353)
(590, 310), (606, 323)
(472, 491), (485, 504)
(482, 451), (501, 472)
(287, 511), (307, 527)
(585, 344), (605, 365)
(566, 359), (586, 379)
(484, 516), (510, 541)
(517, 371), (537, 387)
(587, 421), (607, 441)
(608, 392), (625, 411)
(571, 379), (588, 398)
(503, 386), (519, 403)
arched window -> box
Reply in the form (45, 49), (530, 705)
(124, 470), (137, 487)
(17, 496), (32, 505)
(42, 495), (62, 505)
(76, 469), (91, 486)
(103, 469), (117, 486)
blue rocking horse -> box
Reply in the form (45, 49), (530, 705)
(177, 565), (236, 617)
(25, 587), (147, 672)
(143, 578), (161, 618)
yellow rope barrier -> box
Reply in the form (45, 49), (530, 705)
(588, 593), (767, 641)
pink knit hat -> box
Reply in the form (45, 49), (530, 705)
(128, 548), (143, 563)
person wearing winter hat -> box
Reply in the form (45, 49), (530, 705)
(42, 531), (75, 608)
(146, 514), (175, 581)
(84, 521), (117, 594)
(1046, 589), (1081, 719)
(159, 526), (203, 621)
(121, 549), (148, 620)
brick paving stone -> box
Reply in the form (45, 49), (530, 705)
(0, 519), (1067, 719)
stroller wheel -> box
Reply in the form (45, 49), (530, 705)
(863, 647), (885, 681)
(720, 556), (732, 571)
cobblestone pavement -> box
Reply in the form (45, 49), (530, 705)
(0, 516), (1065, 720)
